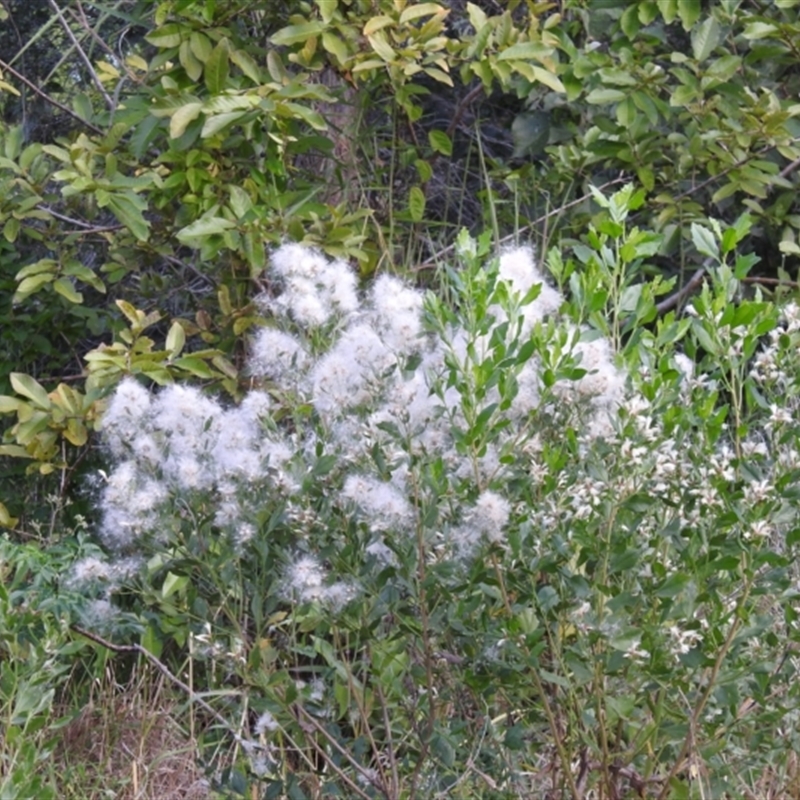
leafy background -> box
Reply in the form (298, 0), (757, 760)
(2, 1), (800, 798)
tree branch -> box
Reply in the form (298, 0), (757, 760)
(0, 57), (104, 135)
(47, 0), (114, 111)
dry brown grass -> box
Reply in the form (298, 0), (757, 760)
(53, 663), (211, 800)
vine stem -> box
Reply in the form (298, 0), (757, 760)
(654, 575), (751, 800)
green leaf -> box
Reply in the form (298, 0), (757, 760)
(202, 111), (248, 138)
(321, 31), (349, 65)
(107, 193), (151, 242)
(691, 223), (718, 260)
(586, 88), (626, 104)
(10, 373), (50, 410)
(408, 186), (426, 222)
(497, 42), (551, 62)
(428, 129), (452, 156)
(678, 2), (701, 30)
(230, 49), (262, 83)
(205, 38), (230, 95)
(399, 3), (446, 23)
(146, 22), (189, 49)
(53, 278), (83, 304)
(162, 571), (189, 599)
(190, 31), (213, 62)
(176, 216), (237, 243)
(229, 185), (253, 218)
(172, 357), (214, 378)
(14, 272), (54, 301)
(169, 102), (203, 139)
(166, 321), (186, 357)
(270, 21), (326, 46)
(691, 17), (720, 62)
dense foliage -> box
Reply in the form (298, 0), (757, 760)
(2, 1), (800, 798)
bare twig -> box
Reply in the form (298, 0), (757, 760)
(47, 0), (114, 111)
(413, 176), (629, 271)
(446, 83), (485, 139)
(654, 266), (707, 316)
(70, 625), (247, 744)
(0, 56), (104, 135)
(294, 705), (377, 800)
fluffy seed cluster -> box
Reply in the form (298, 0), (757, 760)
(96, 242), (627, 603)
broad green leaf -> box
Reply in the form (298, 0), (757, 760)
(205, 38), (230, 95)
(145, 22), (189, 48)
(363, 15), (394, 35)
(172, 356), (214, 378)
(10, 373), (50, 410)
(586, 88), (626, 104)
(322, 31), (350, 65)
(408, 185), (425, 222)
(428, 129), (452, 156)
(691, 17), (720, 62)
(16, 259), (56, 280)
(202, 111), (248, 138)
(229, 185), (253, 218)
(162, 571), (189, 599)
(399, 3), (446, 23)
(230, 49), (262, 83)
(14, 272), (53, 301)
(497, 41), (551, 62)
(179, 40), (202, 81)
(107, 193), (151, 241)
(116, 299), (142, 326)
(53, 278), (83, 304)
(660, 0), (678, 24)
(678, 2), (701, 29)
(176, 216), (237, 243)
(368, 31), (396, 62)
(169, 102), (203, 139)
(742, 21), (778, 39)
(530, 65), (565, 93)
(316, 0), (337, 24)
(270, 21), (326, 46)
(0, 502), (18, 528)
(3, 217), (19, 244)
(691, 222), (718, 259)
(166, 321), (186, 357)
(190, 31), (213, 62)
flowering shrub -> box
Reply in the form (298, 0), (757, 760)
(72, 188), (800, 798)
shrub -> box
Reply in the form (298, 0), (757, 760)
(70, 192), (800, 797)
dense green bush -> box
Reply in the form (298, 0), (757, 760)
(2, 1), (800, 797)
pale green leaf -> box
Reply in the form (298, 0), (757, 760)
(270, 21), (326, 46)
(10, 373), (51, 410)
(585, 88), (626, 104)
(14, 272), (53, 301)
(176, 216), (237, 243)
(166, 321), (186, 357)
(107, 193), (151, 242)
(205, 38), (230, 95)
(229, 185), (253, 218)
(368, 31), (396, 62)
(399, 3), (446, 24)
(145, 22), (189, 48)
(691, 17), (720, 62)
(202, 111), (248, 137)
(230, 49), (262, 83)
(497, 42), (551, 62)
(53, 277), (83, 304)
(691, 222), (719, 259)
(190, 31), (213, 62)
(408, 185), (425, 222)
(169, 102), (203, 139)
(428, 129), (452, 156)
